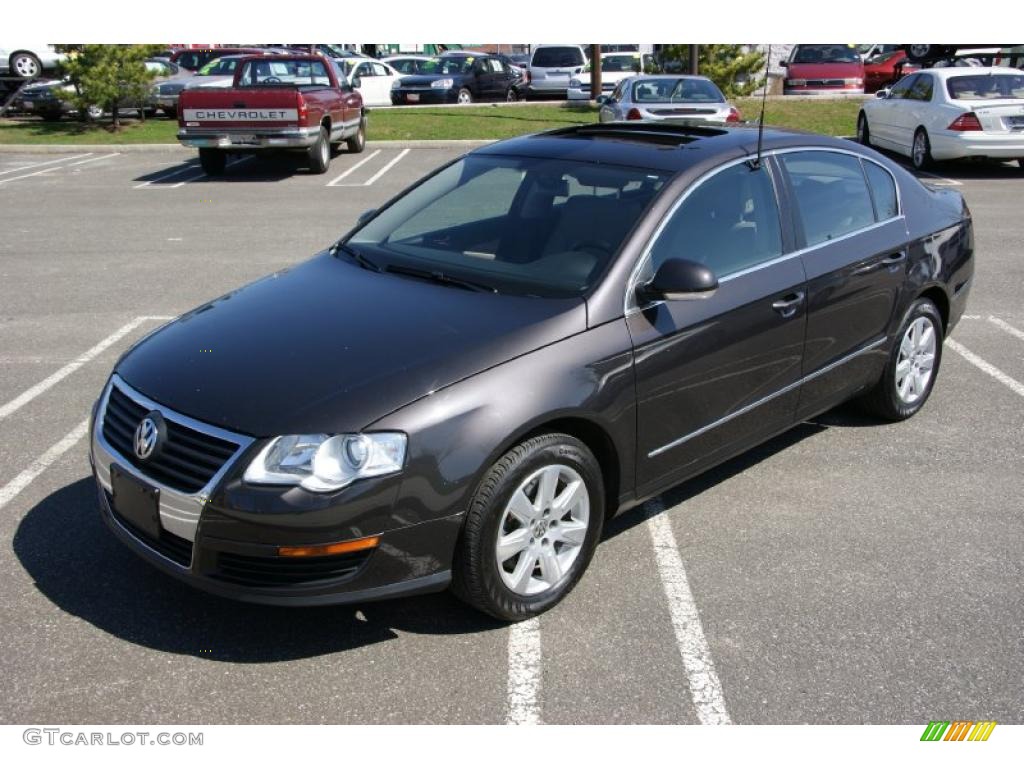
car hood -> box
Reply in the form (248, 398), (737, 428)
(116, 252), (587, 437)
(787, 62), (863, 78)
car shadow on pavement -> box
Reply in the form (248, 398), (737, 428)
(133, 154), (318, 185)
(13, 478), (504, 663)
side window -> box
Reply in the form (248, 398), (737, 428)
(863, 160), (899, 221)
(610, 81), (625, 101)
(487, 59), (504, 73)
(781, 151), (876, 246)
(908, 74), (933, 101)
(889, 73), (918, 99)
(371, 63), (389, 77)
(310, 60), (329, 86)
(648, 163), (783, 278)
(356, 63), (372, 78)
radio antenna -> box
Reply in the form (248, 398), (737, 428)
(750, 45), (772, 169)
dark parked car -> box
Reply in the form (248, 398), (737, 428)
(91, 123), (973, 620)
(390, 52), (522, 104)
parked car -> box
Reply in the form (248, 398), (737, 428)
(16, 58), (179, 120)
(88, 121), (973, 619)
(526, 44), (588, 98)
(170, 47), (269, 73)
(154, 55), (258, 116)
(334, 57), (400, 106)
(782, 44), (865, 95)
(390, 52), (522, 104)
(567, 52), (655, 100)
(0, 44), (65, 79)
(177, 55), (365, 174)
(382, 55), (436, 75)
(863, 48), (918, 93)
(858, 67), (1024, 169)
(597, 75), (740, 124)
(900, 44), (1013, 64)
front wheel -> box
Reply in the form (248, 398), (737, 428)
(505, 87), (519, 102)
(307, 125), (331, 173)
(859, 298), (943, 421)
(10, 52), (42, 79)
(452, 433), (605, 621)
(456, 87), (473, 105)
(857, 112), (871, 146)
(912, 128), (934, 170)
(198, 148), (227, 176)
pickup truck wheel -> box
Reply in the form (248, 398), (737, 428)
(345, 119), (366, 154)
(307, 125), (331, 174)
(198, 148), (227, 176)
(161, 106), (177, 118)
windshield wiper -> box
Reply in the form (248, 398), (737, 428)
(385, 264), (497, 294)
(332, 242), (381, 272)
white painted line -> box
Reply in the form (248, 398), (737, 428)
(326, 149), (381, 186)
(0, 315), (173, 422)
(0, 153), (93, 177)
(988, 316), (1024, 344)
(66, 152), (121, 167)
(168, 155), (254, 189)
(646, 500), (732, 725)
(960, 314), (981, 320)
(947, 339), (1024, 399)
(362, 148), (410, 186)
(0, 418), (89, 511)
(506, 617), (542, 725)
(134, 163), (202, 189)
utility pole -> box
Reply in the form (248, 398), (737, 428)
(590, 44), (602, 102)
(689, 44), (699, 75)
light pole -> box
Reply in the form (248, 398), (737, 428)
(590, 44), (602, 103)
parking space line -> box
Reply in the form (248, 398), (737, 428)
(0, 153), (93, 178)
(134, 164), (202, 189)
(988, 316), (1024, 344)
(0, 315), (173, 422)
(0, 418), (89, 512)
(0, 156), (100, 186)
(947, 339), (1024, 399)
(363, 148), (410, 186)
(646, 500), (733, 725)
(326, 150), (381, 187)
(65, 152), (121, 167)
(506, 617), (542, 725)
(169, 155), (254, 188)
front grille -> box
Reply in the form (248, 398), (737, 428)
(806, 79), (846, 87)
(107, 491), (193, 567)
(101, 384), (239, 494)
(213, 550), (372, 588)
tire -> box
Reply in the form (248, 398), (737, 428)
(10, 52), (42, 79)
(345, 118), (366, 154)
(307, 124), (331, 173)
(859, 298), (943, 421)
(911, 127), (933, 170)
(452, 433), (605, 621)
(40, 109), (63, 122)
(161, 106), (177, 118)
(505, 87), (518, 102)
(198, 148), (227, 176)
(85, 104), (104, 121)
(1017, 158), (1024, 170)
(857, 112), (871, 146)
(456, 87), (473, 105)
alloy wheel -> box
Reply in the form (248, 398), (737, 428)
(895, 316), (937, 404)
(13, 54), (40, 78)
(913, 132), (928, 168)
(495, 464), (590, 596)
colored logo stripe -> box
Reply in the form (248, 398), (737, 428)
(920, 720), (996, 741)
(921, 721), (949, 741)
(969, 722), (997, 741)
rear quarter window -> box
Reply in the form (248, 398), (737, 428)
(862, 160), (899, 221)
(781, 151), (877, 247)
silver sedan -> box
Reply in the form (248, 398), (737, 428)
(597, 75), (740, 125)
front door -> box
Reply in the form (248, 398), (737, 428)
(628, 160), (807, 496)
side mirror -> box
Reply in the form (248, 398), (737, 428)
(357, 208), (377, 226)
(637, 259), (718, 303)
(876, 88), (891, 99)
(595, 95), (609, 105)
(779, 60), (788, 68)
(351, 76), (362, 88)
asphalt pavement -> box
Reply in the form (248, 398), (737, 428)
(0, 141), (1021, 724)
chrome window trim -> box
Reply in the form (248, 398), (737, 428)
(91, 373), (255, 545)
(624, 145), (905, 316)
(647, 335), (887, 458)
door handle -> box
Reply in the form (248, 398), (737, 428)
(771, 291), (805, 318)
(853, 251), (906, 275)
(881, 251), (907, 266)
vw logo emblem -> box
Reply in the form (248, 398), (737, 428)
(134, 416), (160, 460)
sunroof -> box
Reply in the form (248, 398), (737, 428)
(545, 123), (727, 146)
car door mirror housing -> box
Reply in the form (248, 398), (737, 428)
(357, 208), (377, 226)
(595, 95), (609, 105)
(351, 76), (362, 88)
(637, 259), (718, 303)
(876, 88), (891, 99)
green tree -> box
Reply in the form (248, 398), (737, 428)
(59, 44), (161, 128)
(658, 44), (767, 98)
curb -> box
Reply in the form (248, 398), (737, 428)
(0, 139), (498, 154)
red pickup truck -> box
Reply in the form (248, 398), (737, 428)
(177, 54), (365, 175)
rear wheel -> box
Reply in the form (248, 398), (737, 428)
(911, 128), (933, 170)
(860, 298), (943, 421)
(307, 125), (331, 173)
(198, 148), (227, 176)
(505, 87), (518, 102)
(345, 118), (366, 153)
(10, 52), (42, 79)
(452, 433), (604, 621)
(857, 112), (871, 146)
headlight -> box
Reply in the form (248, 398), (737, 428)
(243, 432), (407, 492)
(569, 78), (581, 88)
(430, 78), (454, 89)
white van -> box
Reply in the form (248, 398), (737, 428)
(527, 44), (588, 98)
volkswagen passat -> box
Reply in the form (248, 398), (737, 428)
(91, 123), (974, 620)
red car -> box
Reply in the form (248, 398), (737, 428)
(782, 44), (864, 95)
(863, 48), (919, 93)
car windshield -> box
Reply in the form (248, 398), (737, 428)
(601, 55), (641, 73)
(791, 45), (862, 64)
(632, 78), (725, 103)
(198, 58), (239, 76)
(346, 155), (669, 297)
(237, 59), (331, 86)
(533, 47), (585, 68)
(946, 73), (1024, 100)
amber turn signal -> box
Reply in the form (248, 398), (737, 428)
(278, 535), (380, 558)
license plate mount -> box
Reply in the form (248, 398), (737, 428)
(110, 464), (161, 540)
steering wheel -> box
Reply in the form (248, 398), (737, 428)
(263, 76), (282, 83)
(569, 239), (614, 257)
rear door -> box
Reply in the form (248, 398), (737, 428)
(629, 160), (807, 495)
(776, 149), (907, 419)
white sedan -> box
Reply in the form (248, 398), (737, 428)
(336, 57), (400, 106)
(858, 66), (1024, 169)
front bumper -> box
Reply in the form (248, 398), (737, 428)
(783, 85), (864, 96)
(390, 88), (456, 105)
(177, 126), (319, 150)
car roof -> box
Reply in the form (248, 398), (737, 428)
(921, 66), (1024, 79)
(474, 123), (860, 175)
